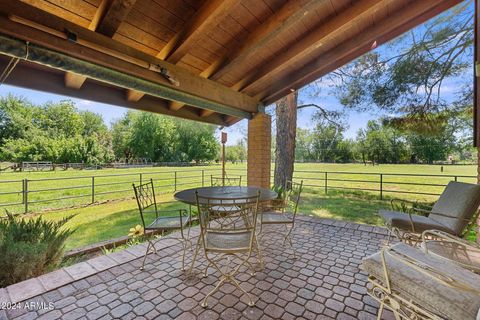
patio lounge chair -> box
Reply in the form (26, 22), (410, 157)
(133, 179), (191, 271)
(421, 229), (480, 274)
(258, 180), (303, 258)
(379, 181), (480, 244)
(361, 242), (480, 320)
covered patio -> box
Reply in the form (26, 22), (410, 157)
(0, 0), (479, 319)
(0, 0), (471, 190)
(1, 218), (389, 320)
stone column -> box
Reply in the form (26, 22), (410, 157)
(247, 113), (271, 188)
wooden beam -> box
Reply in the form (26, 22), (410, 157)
(207, 0), (325, 80)
(126, 89), (144, 102)
(157, 0), (241, 63)
(200, 109), (215, 117)
(64, 0), (110, 90)
(260, 0), (462, 105)
(3, 60), (229, 126)
(96, 0), (137, 37)
(0, 3), (259, 114)
(168, 101), (184, 111)
(233, 0), (384, 92)
(64, 72), (87, 89)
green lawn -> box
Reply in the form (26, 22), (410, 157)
(0, 163), (477, 250)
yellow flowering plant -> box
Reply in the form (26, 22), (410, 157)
(128, 225), (144, 238)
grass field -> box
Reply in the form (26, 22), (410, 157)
(0, 163), (477, 250)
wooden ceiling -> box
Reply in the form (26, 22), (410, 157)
(0, 0), (463, 126)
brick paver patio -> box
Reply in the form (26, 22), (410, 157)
(0, 217), (393, 320)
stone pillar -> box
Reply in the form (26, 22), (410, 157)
(247, 113), (271, 188)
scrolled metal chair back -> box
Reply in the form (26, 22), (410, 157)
(210, 175), (242, 187)
(195, 192), (260, 234)
(132, 179), (158, 228)
(284, 180), (303, 216)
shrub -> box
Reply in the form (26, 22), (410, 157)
(0, 211), (75, 287)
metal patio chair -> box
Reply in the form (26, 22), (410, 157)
(421, 229), (480, 274)
(133, 179), (191, 271)
(379, 181), (480, 245)
(258, 180), (303, 258)
(193, 191), (261, 308)
(361, 243), (480, 320)
(210, 175), (242, 187)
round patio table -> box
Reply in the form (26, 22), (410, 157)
(174, 186), (277, 205)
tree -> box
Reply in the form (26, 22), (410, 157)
(129, 112), (176, 162)
(333, 2), (473, 125)
(310, 119), (345, 163)
(175, 120), (218, 163)
(111, 111), (135, 162)
(294, 128), (313, 162)
(0, 95), (34, 147)
(274, 92), (298, 188)
(0, 96), (113, 164)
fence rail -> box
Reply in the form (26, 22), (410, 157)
(0, 168), (476, 214)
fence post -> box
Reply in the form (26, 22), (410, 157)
(24, 179), (28, 213)
(91, 176), (95, 204)
(454, 176), (458, 182)
(324, 172), (328, 194)
(174, 171), (177, 191)
(202, 170), (205, 187)
(139, 173), (143, 185)
(380, 174), (383, 200)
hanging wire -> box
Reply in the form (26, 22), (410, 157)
(0, 41), (29, 87)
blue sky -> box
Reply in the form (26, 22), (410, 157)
(0, 2), (472, 146)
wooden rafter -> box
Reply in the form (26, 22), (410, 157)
(64, 0), (111, 89)
(260, 0), (463, 105)
(168, 101), (185, 111)
(232, 0), (384, 92)
(157, 0), (241, 64)
(207, 0), (325, 81)
(0, 2), (258, 116)
(64, 72), (87, 89)
(200, 109), (215, 117)
(96, 0), (137, 37)
(126, 89), (144, 102)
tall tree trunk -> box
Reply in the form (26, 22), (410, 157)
(274, 91), (298, 188)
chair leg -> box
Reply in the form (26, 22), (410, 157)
(254, 236), (264, 270)
(230, 276), (255, 306)
(201, 253), (256, 308)
(188, 238), (202, 275)
(376, 300), (384, 320)
(201, 277), (226, 308)
(283, 224), (296, 259)
(140, 240), (154, 271)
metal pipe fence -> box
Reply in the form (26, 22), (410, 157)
(0, 168), (476, 214)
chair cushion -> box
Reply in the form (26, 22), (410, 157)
(379, 210), (453, 234)
(147, 215), (190, 229)
(205, 230), (252, 252)
(361, 243), (480, 320)
(260, 212), (294, 224)
(429, 181), (480, 235)
(421, 240), (480, 273)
